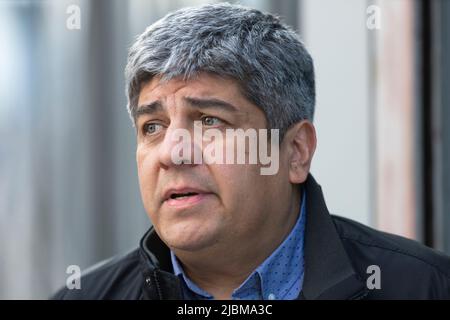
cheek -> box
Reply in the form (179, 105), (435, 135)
(211, 164), (284, 235)
(136, 147), (159, 210)
(211, 163), (265, 208)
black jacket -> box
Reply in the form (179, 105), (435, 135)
(52, 175), (450, 299)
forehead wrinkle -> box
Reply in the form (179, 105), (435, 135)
(139, 76), (187, 103)
(138, 75), (265, 127)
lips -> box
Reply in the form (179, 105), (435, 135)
(161, 187), (213, 209)
(162, 187), (211, 203)
(171, 192), (197, 198)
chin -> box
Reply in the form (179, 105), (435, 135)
(162, 227), (218, 252)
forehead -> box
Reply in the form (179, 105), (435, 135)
(137, 73), (245, 108)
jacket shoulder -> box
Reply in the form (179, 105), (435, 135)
(331, 215), (450, 298)
(51, 248), (144, 300)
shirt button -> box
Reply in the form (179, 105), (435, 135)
(268, 293), (276, 300)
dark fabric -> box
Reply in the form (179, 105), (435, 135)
(52, 175), (450, 300)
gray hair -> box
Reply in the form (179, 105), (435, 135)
(125, 2), (315, 139)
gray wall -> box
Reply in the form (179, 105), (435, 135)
(302, 0), (372, 225)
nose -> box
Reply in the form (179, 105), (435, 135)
(158, 122), (202, 169)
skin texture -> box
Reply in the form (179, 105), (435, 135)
(136, 73), (316, 299)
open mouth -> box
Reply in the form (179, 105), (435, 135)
(164, 190), (209, 208)
(169, 192), (199, 200)
(162, 187), (212, 207)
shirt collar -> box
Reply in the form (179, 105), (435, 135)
(171, 252), (214, 299)
(251, 191), (306, 299)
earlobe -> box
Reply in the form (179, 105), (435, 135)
(286, 120), (317, 184)
(289, 160), (307, 184)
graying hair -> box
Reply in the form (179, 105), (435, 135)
(125, 2), (315, 139)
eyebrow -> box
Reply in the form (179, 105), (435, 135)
(133, 101), (164, 120)
(134, 97), (239, 120)
(183, 97), (238, 113)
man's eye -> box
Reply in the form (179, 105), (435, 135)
(201, 116), (222, 126)
(142, 123), (163, 135)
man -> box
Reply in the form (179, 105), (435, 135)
(53, 3), (450, 300)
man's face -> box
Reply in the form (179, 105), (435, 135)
(136, 73), (294, 253)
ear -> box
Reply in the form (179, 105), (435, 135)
(284, 120), (317, 184)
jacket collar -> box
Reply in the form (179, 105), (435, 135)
(300, 174), (368, 299)
(139, 174), (368, 300)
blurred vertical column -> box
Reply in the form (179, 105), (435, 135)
(0, 0), (43, 299)
(428, 0), (450, 253)
(0, 0), (149, 299)
(369, 0), (421, 240)
(301, 0), (372, 226)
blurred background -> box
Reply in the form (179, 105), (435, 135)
(1, 0), (449, 299)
